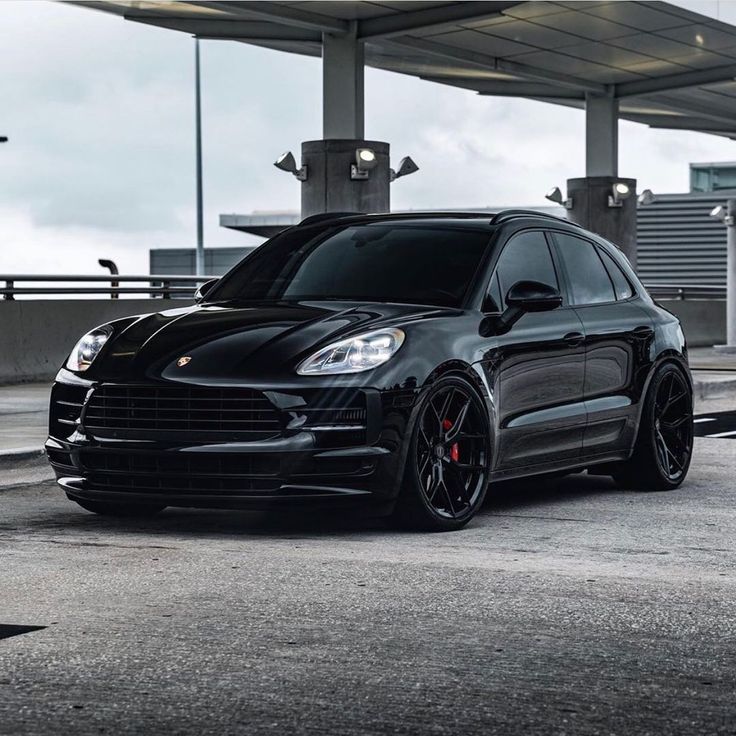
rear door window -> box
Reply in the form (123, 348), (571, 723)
(552, 233), (615, 305)
(598, 248), (634, 300)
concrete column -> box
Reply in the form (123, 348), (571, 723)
(566, 97), (638, 267)
(323, 26), (364, 139)
(301, 139), (390, 218)
(585, 94), (618, 177)
(716, 199), (736, 351)
(566, 176), (638, 268)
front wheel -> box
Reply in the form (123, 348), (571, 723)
(69, 496), (165, 517)
(393, 376), (491, 531)
(609, 363), (693, 491)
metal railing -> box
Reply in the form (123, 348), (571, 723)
(0, 274), (217, 300)
(646, 284), (727, 300)
(0, 275), (727, 301)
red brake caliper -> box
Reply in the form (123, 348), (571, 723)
(442, 418), (460, 462)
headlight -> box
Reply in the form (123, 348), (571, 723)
(297, 328), (405, 375)
(66, 325), (113, 372)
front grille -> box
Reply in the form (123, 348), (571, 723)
(80, 450), (281, 496)
(83, 384), (282, 440)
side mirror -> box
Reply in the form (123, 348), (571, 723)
(482, 280), (561, 336)
(194, 278), (218, 304)
(506, 280), (562, 313)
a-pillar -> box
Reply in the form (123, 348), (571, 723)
(567, 93), (638, 269)
(300, 24), (390, 218)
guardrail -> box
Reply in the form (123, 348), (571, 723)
(0, 275), (728, 301)
(646, 284), (726, 300)
(0, 274), (217, 300)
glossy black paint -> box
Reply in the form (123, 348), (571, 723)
(46, 212), (690, 512)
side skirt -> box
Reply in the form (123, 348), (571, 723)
(489, 449), (633, 483)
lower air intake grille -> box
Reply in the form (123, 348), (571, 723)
(80, 450), (281, 495)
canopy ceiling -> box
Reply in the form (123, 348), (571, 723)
(75, 1), (736, 138)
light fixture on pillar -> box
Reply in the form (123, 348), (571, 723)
(711, 205), (734, 226)
(608, 182), (632, 208)
(274, 151), (307, 181)
(390, 156), (419, 182)
(350, 148), (378, 180)
(637, 189), (656, 206)
(545, 186), (572, 209)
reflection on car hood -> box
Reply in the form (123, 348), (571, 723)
(91, 300), (450, 382)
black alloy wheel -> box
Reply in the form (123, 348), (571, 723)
(652, 368), (693, 481)
(609, 363), (693, 491)
(396, 376), (491, 531)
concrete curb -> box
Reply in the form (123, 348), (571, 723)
(692, 374), (736, 401)
(0, 446), (46, 468)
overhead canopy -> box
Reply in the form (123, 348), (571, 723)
(75, 1), (736, 139)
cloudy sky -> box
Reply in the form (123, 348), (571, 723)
(2, 0), (736, 275)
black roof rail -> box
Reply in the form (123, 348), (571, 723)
(490, 209), (582, 228)
(297, 211), (503, 229)
(297, 211), (363, 227)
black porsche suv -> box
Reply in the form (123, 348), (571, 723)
(47, 210), (693, 531)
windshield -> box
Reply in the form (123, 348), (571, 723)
(208, 223), (490, 308)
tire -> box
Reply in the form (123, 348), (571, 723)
(393, 375), (492, 531)
(609, 363), (693, 492)
(69, 496), (165, 517)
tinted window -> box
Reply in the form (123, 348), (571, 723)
(599, 248), (634, 300)
(494, 231), (559, 307)
(209, 224), (490, 308)
(554, 233), (615, 305)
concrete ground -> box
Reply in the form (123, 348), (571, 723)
(2, 435), (736, 735)
(0, 382), (48, 453)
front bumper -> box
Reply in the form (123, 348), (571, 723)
(46, 373), (417, 510)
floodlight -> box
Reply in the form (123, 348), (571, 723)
(351, 148), (378, 180)
(545, 187), (563, 205)
(637, 189), (655, 206)
(711, 205), (734, 226)
(608, 181), (632, 208)
(545, 186), (572, 210)
(274, 151), (307, 181)
(390, 156), (419, 182)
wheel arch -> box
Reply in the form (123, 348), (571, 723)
(630, 352), (692, 451)
(392, 362), (494, 498)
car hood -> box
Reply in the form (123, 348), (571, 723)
(91, 300), (449, 383)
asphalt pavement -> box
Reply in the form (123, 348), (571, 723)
(2, 435), (735, 735)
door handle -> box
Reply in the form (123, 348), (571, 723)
(632, 325), (654, 338)
(563, 331), (585, 347)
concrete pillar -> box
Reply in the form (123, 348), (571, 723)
(299, 28), (390, 217)
(565, 93), (638, 268)
(323, 26), (364, 139)
(585, 93), (618, 177)
(301, 139), (390, 218)
(566, 176), (638, 268)
(716, 199), (736, 352)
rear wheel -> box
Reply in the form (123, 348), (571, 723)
(609, 363), (693, 491)
(69, 497), (165, 517)
(394, 376), (491, 531)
